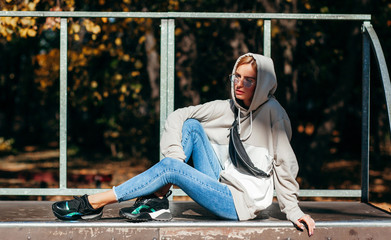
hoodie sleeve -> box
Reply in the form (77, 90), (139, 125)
(272, 117), (305, 223)
(160, 100), (223, 161)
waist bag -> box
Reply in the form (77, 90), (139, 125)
(228, 111), (271, 178)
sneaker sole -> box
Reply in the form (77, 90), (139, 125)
(81, 211), (103, 220)
(53, 210), (103, 221)
(123, 209), (172, 222)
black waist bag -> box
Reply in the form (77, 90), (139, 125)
(228, 118), (271, 178)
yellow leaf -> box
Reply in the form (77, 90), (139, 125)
(320, 7), (329, 13)
(131, 71), (140, 77)
(0, 27), (7, 37)
(27, 29), (36, 37)
(114, 73), (123, 81)
(74, 34), (80, 41)
(231, 21), (240, 28)
(118, 94), (125, 102)
(134, 60), (143, 69)
(98, 44), (106, 50)
(10, 17), (18, 27)
(101, 17), (108, 23)
(19, 28), (28, 38)
(92, 25), (101, 34)
(110, 131), (120, 138)
(120, 84), (127, 93)
(28, 2), (37, 11)
(91, 81), (98, 88)
(138, 35), (146, 44)
(297, 124), (304, 133)
(72, 23), (80, 33)
(6, 0), (12, 3)
(175, 28), (182, 36)
(21, 17), (31, 26)
(122, 54), (130, 62)
(93, 91), (102, 101)
(305, 123), (315, 135)
(115, 37), (122, 46)
(84, 19), (94, 32)
(40, 80), (47, 89)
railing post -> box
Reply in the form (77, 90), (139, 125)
(159, 19), (176, 158)
(263, 20), (271, 57)
(59, 18), (68, 190)
(363, 23), (391, 133)
(160, 19), (176, 200)
(361, 21), (371, 203)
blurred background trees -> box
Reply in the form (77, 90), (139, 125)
(0, 0), (390, 201)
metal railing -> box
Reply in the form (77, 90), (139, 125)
(361, 22), (391, 202)
(0, 12), (389, 202)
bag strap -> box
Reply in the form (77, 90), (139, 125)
(228, 104), (271, 178)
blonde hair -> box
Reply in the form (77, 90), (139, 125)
(236, 56), (257, 72)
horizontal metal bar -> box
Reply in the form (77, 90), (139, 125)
(0, 11), (371, 20)
(0, 188), (108, 196)
(1, 220), (390, 229)
(299, 189), (361, 197)
(172, 189), (361, 198)
(0, 188), (361, 197)
(168, 12), (372, 20)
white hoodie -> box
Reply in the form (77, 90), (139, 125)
(160, 53), (305, 222)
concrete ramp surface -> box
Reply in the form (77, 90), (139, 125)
(0, 201), (391, 239)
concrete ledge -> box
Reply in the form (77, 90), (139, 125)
(1, 201), (390, 239)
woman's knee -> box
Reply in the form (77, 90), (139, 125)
(183, 118), (201, 128)
(159, 157), (183, 168)
(182, 118), (202, 131)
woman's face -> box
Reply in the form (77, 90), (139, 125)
(234, 63), (257, 107)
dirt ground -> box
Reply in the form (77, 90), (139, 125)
(0, 149), (390, 213)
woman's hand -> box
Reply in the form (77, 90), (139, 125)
(295, 214), (315, 236)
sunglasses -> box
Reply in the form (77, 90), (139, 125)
(229, 74), (256, 88)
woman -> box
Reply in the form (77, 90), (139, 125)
(52, 53), (315, 236)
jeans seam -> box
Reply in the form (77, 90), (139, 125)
(183, 126), (220, 178)
(120, 165), (230, 199)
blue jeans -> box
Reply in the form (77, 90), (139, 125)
(113, 119), (238, 220)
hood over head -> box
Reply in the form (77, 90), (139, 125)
(231, 53), (277, 114)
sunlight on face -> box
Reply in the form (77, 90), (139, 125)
(234, 63), (257, 107)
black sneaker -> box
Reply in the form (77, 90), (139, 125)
(52, 194), (103, 221)
(119, 191), (172, 222)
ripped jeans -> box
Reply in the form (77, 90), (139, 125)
(113, 119), (238, 220)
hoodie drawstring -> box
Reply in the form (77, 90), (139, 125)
(237, 108), (253, 141)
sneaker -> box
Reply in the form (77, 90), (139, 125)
(52, 194), (103, 221)
(119, 190), (172, 222)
